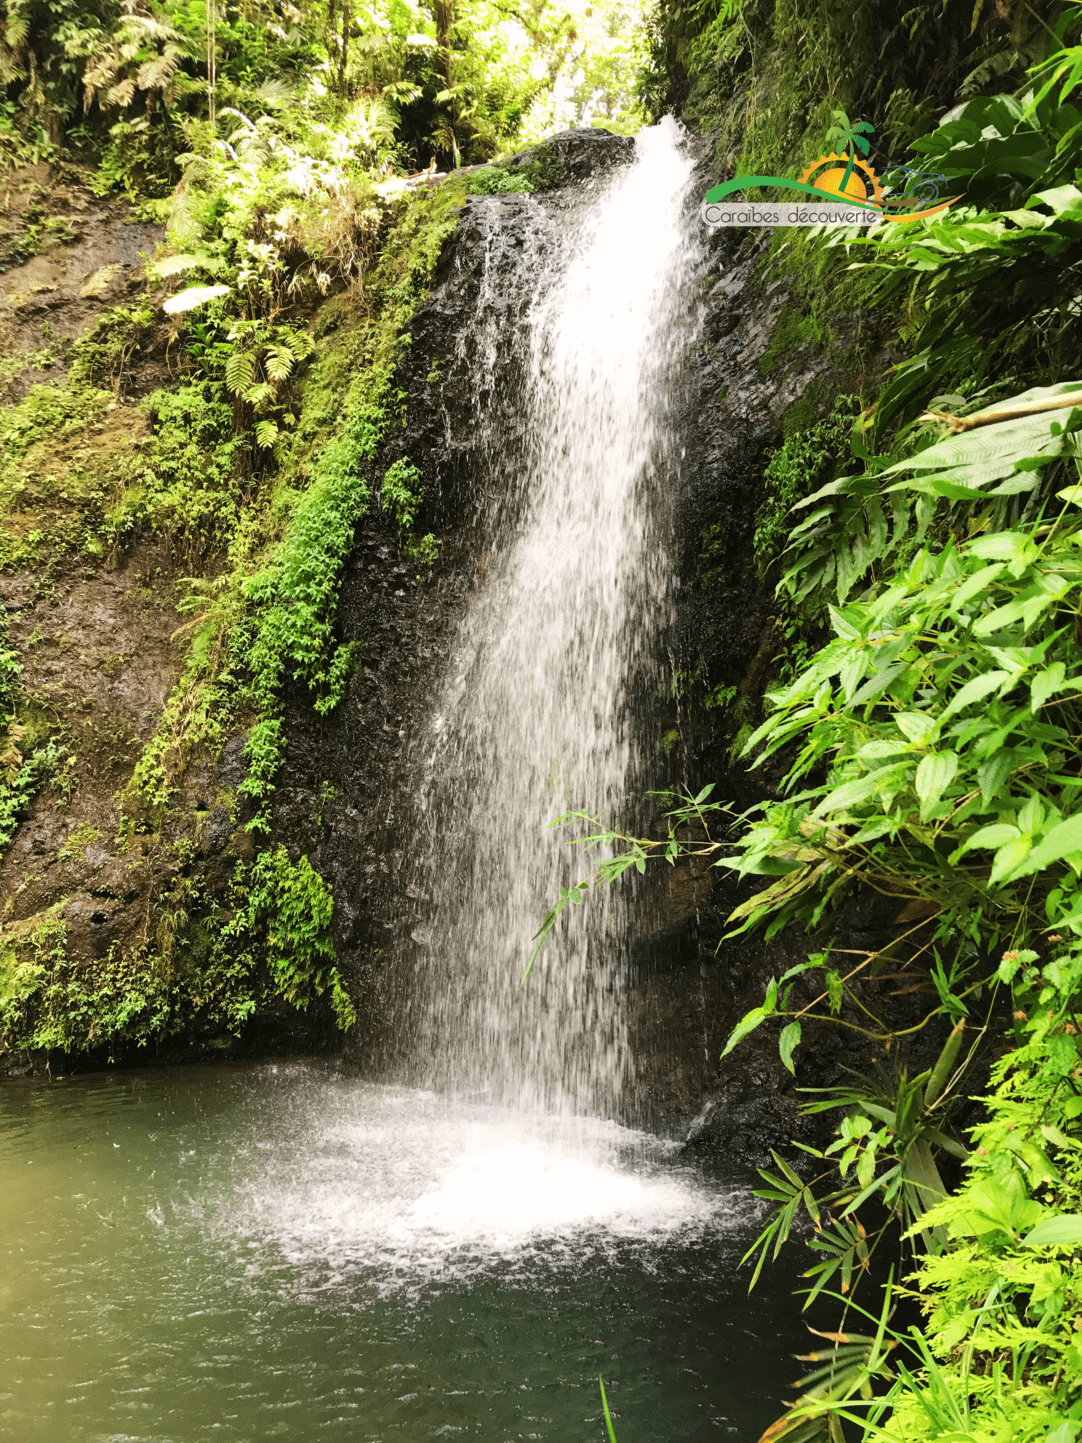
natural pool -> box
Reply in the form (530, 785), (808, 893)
(1, 1060), (809, 1442)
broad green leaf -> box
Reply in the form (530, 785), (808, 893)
(1007, 815), (1082, 879)
(817, 768), (905, 814)
(951, 823), (1020, 863)
(990, 834), (1033, 883)
(1032, 661), (1069, 711)
(1027, 183), (1082, 215)
(163, 283), (231, 314)
(896, 712), (937, 744)
(977, 751), (1013, 802)
(1021, 1214), (1082, 1246)
(950, 562), (1006, 610)
(882, 413), (1067, 478)
(827, 605), (861, 639)
(858, 739), (912, 761)
(915, 752), (959, 818)
(1045, 1423), (1079, 1443)
(778, 1022), (802, 1075)
(720, 1006), (771, 1058)
(938, 670), (1010, 726)
(893, 466), (1013, 498)
(968, 531), (1032, 560)
(973, 596), (1041, 636)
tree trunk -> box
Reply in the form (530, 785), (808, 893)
(338, 1), (351, 98)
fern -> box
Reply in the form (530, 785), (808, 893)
(242, 381), (276, 410)
(224, 352), (255, 395)
(263, 344), (296, 383)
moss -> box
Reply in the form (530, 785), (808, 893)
(56, 823), (102, 866)
(0, 378), (144, 575)
(778, 374), (830, 437)
(18, 173), (476, 1066)
(759, 303), (825, 377)
(466, 165), (534, 195)
(755, 395), (859, 565)
(516, 144), (563, 193)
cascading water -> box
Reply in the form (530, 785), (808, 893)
(401, 118), (701, 1116)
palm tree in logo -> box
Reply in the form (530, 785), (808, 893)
(824, 109), (875, 195)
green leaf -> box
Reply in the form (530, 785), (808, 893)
(825, 968), (844, 1014)
(778, 1022), (802, 1075)
(938, 669), (1010, 726)
(720, 1006), (770, 1058)
(951, 563), (1007, 612)
(951, 822), (1020, 863)
(990, 833), (1033, 883)
(1044, 1424), (1078, 1443)
(163, 283), (230, 314)
(896, 711), (937, 744)
(817, 768), (905, 813)
(1031, 661), (1069, 711)
(1007, 814), (1082, 879)
(840, 1161), (902, 1218)
(925, 1019), (965, 1107)
(977, 750), (1013, 802)
(1021, 1214), (1082, 1246)
(225, 350), (255, 394)
(599, 1376), (618, 1443)
(915, 752), (959, 819)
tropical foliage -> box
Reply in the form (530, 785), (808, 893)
(1, 0), (647, 175)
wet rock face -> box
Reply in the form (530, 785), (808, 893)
(505, 126), (636, 185)
(275, 128), (921, 1158)
(0, 549), (185, 980)
(626, 168), (943, 1155)
(273, 129), (638, 1051)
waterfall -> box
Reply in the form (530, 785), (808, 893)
(396, 119), (700, 1118)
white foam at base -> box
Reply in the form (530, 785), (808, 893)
(217, 1080), (742, 1294)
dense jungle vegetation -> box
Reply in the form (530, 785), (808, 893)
(6, 0), (1082, 1439)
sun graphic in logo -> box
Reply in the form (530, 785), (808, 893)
(799, 152), (884, 208)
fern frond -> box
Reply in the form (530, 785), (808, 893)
(106, 76), (137, 108)
(263, 345), (295, 382)
(136, 50), (178, 92)
(225, 352), (256, 395)
(243, 382), (277, 410)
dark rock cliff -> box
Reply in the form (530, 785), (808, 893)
(271, 129), (643, 1058)
(265, 127), (927, 1158)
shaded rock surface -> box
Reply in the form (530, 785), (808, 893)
(0, 163), (168, 401)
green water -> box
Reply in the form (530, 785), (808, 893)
(1, 1061), (808, 1442)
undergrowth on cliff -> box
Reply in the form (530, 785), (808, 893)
(86, 170), (470, 1054)
(0, 0), (655, 1070)
(125, 172), (468, 830)
(0, 841), (350, 1058)
(639, 0), (1056, 183)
